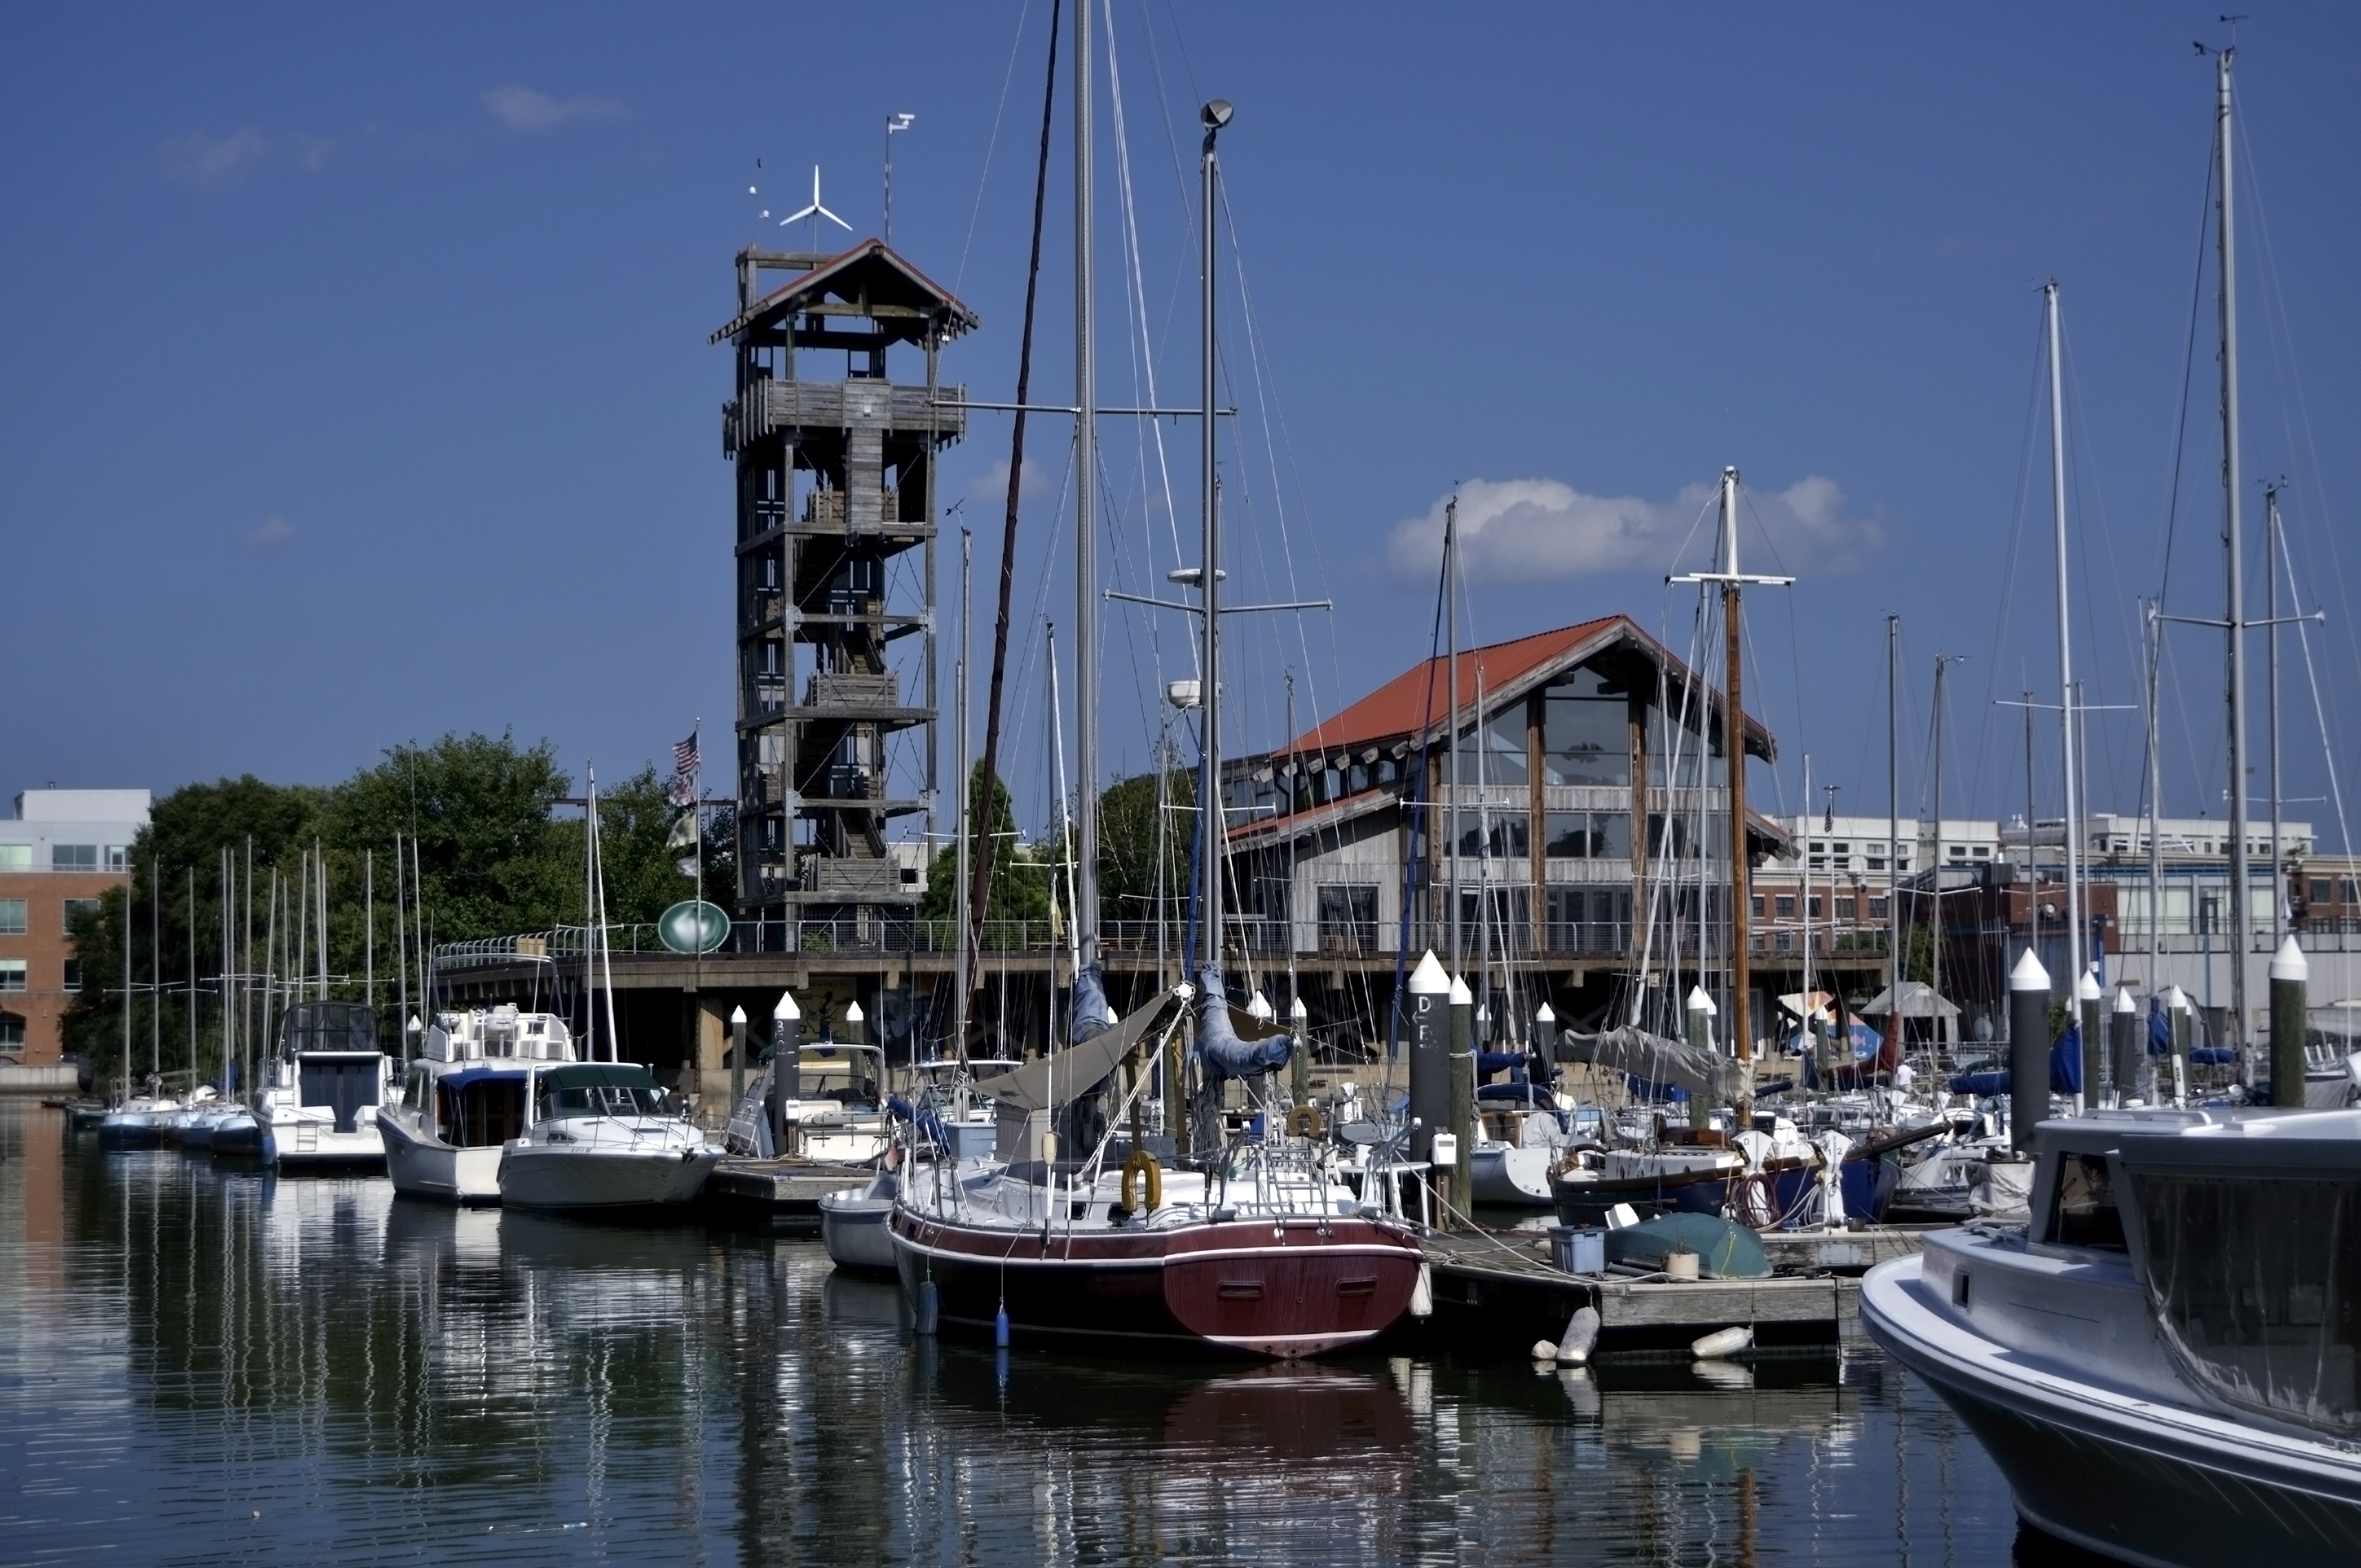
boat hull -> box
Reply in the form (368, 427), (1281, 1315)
(379, 1109), (505, 1204)
(1552, 1164), (1742, 1225)
(819, 1190), (898, 1273)
(497, 1144), (721, 1211)
(261, 1116), (387, 1169)
(890, 1209), (1421, 1358)
(1469, 1145), (1556, 1207)
(1863, 1254), (2361, 1568)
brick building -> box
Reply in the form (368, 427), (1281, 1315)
(0, 789), (149, 1068)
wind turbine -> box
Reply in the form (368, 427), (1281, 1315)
(779, 165), (852, 251)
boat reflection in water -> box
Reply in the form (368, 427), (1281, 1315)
(11, 1099), (2035, 1565)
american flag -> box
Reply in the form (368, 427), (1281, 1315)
(673, 734), (699, 777)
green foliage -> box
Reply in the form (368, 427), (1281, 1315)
(61, 733), (704, 1081)
(920, 762), (1049, 925)
(1097, 768), (1194, 931)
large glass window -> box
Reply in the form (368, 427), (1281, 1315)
(0, 1014), (22, 1048)
(1454, 813), (1529, 859)
(2045, 1153), (2126, 1249)
(1473, 708), (1530, 785)
(1544, 811), (1631, 860)
(1541, 669), (1631, 787)
(61, 898), (97, 934)
(51, 844), (97, 871)
(2130, 1169), (2361, 1436)
(0, 899), (24, 935)
(1316, 885), (1378, 952)
(61, 959), (80, 993)
(0, 846), (29, 871)
(0, 960), (24, 992)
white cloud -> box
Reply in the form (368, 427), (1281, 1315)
(482, 85), (628, 133)
(161, 127), (269, 186)
(242, 515), (296, 548)
(1384, 473), (1883, 584)
(967, 456), (1054, 504)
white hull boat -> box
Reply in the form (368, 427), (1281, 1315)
(1469, 1144), (1556, 1206)
(819, 1169), (899, 1273)
(1863, 1107), (2361, 1567)
(496, 1061), (720, 1212)
(256, 1001), (393, 1168)
(379, 1007), (579, 1204)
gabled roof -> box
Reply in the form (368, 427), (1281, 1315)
(710, 239), (981, 346)
(1274, 613), (1774, 764)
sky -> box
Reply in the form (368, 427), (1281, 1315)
(5, 4), (2359, 853)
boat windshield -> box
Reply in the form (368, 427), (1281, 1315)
(544, 1083), (670, 1119)
(2128, 1167), (2361, 1436)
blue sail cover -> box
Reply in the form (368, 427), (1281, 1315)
(1475, 1050), (1527, 1081)
(1070, 960), (1112, 1046)
(2052, 1025), (2084, 1094)
(1195, 966), (1292, 1082)
(2149, 995), (2173, 1056)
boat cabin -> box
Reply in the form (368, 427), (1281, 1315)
(276, 1000), (384, 1134)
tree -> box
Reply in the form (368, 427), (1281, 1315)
(921, 761), (1048, 926)
(1097, 767), (1194, 935)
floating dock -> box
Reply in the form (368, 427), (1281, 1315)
(1411, 1225), (1946, 1354)
(705, 1158), (874, 1225)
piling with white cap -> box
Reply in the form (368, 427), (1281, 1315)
(1448, 974), (1476, 1222)
(1684, 986), (1718, 1129)
(1407, 952), (1451, 1166)
(2164, 984), (2193, 1104)
(2077, 965), (2104, 1109)
(770, 990), (800, 1155)
(2270, 934), (2310, 1107)
(2010, 948), (2051, 1153)
(2108, 986), (2140, 1105)
(1288, 994), (1310, 1104)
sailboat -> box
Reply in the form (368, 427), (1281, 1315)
(889, 76), (1421, 1356)
(496, 768), (720, 1212)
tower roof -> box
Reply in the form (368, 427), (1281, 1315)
(711, 238), (980, 346)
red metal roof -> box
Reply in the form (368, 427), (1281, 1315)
(1276, 614), (1770, 761)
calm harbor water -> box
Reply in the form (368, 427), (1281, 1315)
(0, 1101), (2071, 1566)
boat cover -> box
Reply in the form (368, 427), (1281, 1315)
(1604, 1213), (1769, 1278)
(975, 990), (1178, 1112)
(436, 1064), (534, 1091)
(1555, 1025), (1748, 1103)
(1196, 965), (1294, 1082)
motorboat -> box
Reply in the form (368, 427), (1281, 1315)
(724, 1041), (898, 1164)
(496, 1060), (721, 1212)
(256, 1000), (394, 1168)
(890, 985), (1424, 1359)
(819, 1165), (901, 1274)
(378, 1006), (579, 1203)
(1862, 1106), (2361, 1566)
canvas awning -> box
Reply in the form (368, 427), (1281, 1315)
(973, 990), (1179, 1112)
(1855, 981), (1961, 1020)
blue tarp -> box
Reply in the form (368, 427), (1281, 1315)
(2052, 1026), (2083, 1094)
(1476, 1050), (1527, 1081)
(1949, 1069), (2011, 1096)
(1787, 1020), (1883, 1059)
(2190, 1046), (2238, 1065)
(1070, 961), (1111, 1046)
(2149, 996), (2173, 1056)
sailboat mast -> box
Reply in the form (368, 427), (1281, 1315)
(1931, 655), (1952, 1056)
(1195, 100), (1230, 980)
(2146, 607), (2164, 1011)
(1072, 0), (1099, 974)
(954, 529), (972, 1064)
(2266, 482), (2282, 942)
(1719, 469), (1754, 1111)
(1886, 616), (1900, 1013)
(1446, 496), (1461, 976)
(2046, 281), (2086, 993)
(2218, 45), (2252, 1056)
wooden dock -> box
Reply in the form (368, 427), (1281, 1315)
(705, 1158), (874, 1226)
(1411, 1224), (1944, 1355)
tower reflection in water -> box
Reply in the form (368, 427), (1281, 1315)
(5, 1105), (2028, 1565)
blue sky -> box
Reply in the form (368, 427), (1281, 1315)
(5, 4), (2357, 850)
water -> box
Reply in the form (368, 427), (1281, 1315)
(0, 1102), (2068, 1565)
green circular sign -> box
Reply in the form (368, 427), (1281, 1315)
(658, 900), (731, 954)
